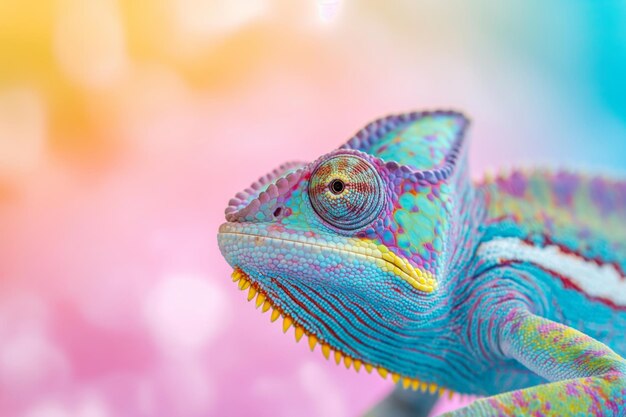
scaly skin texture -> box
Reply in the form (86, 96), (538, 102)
(217, 111), (626, 416)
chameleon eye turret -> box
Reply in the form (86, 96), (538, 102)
(308, 153), (384, 231)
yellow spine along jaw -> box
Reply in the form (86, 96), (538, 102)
(230, 268), (454, 397)
(335, 239), (438, 293)
(375, 244), (437, 293)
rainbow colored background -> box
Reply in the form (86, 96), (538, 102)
(1, 1), (625, 416)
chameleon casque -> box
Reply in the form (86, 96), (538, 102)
(217, 111), (626, 416)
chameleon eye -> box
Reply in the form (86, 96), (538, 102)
(329, 179), (345, 194)
(308, 155), (384, 231)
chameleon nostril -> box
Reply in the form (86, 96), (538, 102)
(273, 207), (282, 217)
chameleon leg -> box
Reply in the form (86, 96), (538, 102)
(363, 386), (441, 417)
(443, 309), (626, 417)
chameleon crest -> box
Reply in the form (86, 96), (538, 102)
(218, 111), (626, 417)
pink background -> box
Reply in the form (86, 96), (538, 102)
(1, 1), (625, 416)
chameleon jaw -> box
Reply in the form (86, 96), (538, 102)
(230, 267), (453, 398)
(218, 223), (437, 294)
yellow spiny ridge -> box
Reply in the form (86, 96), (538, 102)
(321, 344), (331, 360)
(270, 309), (280, 322)
(282, 317), (293, 332)
(294, 326), (304, 342)
(247, 286), (257, 301)
(229, 268), (454, 397)
(343, 356), (352, 369)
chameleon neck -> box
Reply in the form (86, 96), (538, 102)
(400, 156), (491, 393)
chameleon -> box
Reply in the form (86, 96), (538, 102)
(217, 110), (626, 416)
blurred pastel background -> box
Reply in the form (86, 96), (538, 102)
(1, 1), (626, 416)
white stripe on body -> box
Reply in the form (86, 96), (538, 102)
(478, 237), (626, 307)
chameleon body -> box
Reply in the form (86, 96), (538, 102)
(217, 111), (626, 416)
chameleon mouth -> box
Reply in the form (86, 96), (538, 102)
(230, 267), (453, 397)
(219, 225), (437, 294)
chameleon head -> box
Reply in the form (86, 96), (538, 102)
(217, 111), (468, 388)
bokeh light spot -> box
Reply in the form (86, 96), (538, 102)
(53, 0), (128, 89)
(0, 87), (46, 179)
(142, 274), (229, 353)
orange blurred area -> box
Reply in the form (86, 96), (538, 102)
(0, 0), (335, 171)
